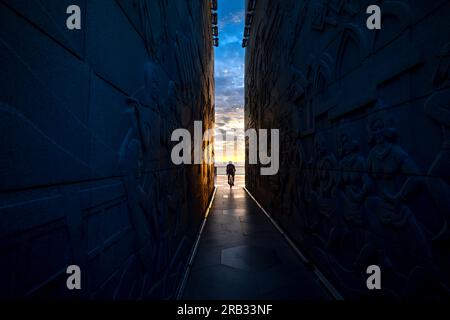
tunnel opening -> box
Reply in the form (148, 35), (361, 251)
(213, 0), (245, 187)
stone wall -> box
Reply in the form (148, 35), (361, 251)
(0, 0), (214, 298)
(245, 0), (450, 299)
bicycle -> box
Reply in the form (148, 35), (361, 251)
(227, 174), (235, 188)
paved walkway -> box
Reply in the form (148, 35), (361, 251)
(183, 176), (330, 300)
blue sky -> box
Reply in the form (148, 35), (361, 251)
(214, 0), (245, 163)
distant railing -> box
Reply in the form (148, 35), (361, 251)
(215, 165), (245, 175)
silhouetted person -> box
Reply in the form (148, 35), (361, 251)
(226, 161), (236, 188)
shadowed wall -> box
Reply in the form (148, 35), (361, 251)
(245, 0), (450, 299)
(0, 0), (214, 298)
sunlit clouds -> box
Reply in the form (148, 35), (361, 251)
(214, 1), (245, 164)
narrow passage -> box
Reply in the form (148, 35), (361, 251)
(183, 176), (330, 299)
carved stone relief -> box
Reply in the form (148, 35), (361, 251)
(246, 0), (450, 298)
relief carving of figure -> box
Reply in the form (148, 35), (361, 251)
(276, 132), (299, 216)
(332, 125), (379, 270)
(424, 43), (450, 241)
(336, 125), (368, 225)
(271, 65), (308, 216)
(365, 106), (423, 227)
(362, 103), (434, 293)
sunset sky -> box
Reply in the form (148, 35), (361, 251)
(214, 0), (245, 164)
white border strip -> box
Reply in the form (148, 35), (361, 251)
(243, 186), (344, 301)
(175, 186), (217, 300)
